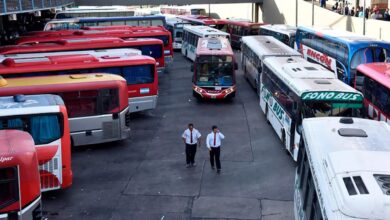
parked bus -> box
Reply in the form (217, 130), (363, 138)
(296, 26), (390, 85)
(241, 36), (301, 92)
(295, 117), (390, 220)
(0, 52), (158, 113)
(43, 15), (167, 31)
(17, 26), (174, 64)
(0, 37), (165, 74)
(0, 94), (72, 192)
(166, 18), (191, 50)
(355, 62), (390, 121)
(260, 56), (363, 161)
(55, 6), (136, 19)
(192, 37), (237, 100)
(0, 74), (130, 147)
(0, 130), (42, 220)
(225, 19), (264, 48)
(182, 25), (230, 61)
(259, 24), (297, 48)
(178, 15), (227, 30)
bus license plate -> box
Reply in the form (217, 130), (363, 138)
(215, 86), (222, 91)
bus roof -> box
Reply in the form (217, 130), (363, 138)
(0, 37), (162, 55)
(0, 130), (36, 158)
(0, 53), (155, 75)
(298, 26), (390, 46)
(0, 94), (64, 110)
(48, 15), (166, 23)
(263, 56), (360, 97)
(166, 18), (191, 26)
(302, 117), (390, 219)
(0, 48), (142, 62)
(196, 37), (233, 56)
(0, 73), (125, 88)
(242, 36), (301, 59)
(178, 15), (226, 25)
(260, 24), (297, 35)
(357, 62), (390, 90)
(183, 25), (230, 38)
(17, 28), (171, 45)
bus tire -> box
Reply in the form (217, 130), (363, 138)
(265, 104), (270, 124)
(281, 129), (287, 150)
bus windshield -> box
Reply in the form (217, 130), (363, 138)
(302, 101), (362, 118)
(196, 55), (234, 87)
(350, 47), (388, 70)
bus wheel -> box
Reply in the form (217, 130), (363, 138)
(265, 104), (270, 124)
(281, 129), (286, 149)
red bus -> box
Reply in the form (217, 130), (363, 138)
(0, 130), (42, 220)
(0, 94), (72, 192)
(192, 37), (237, 100)
(224, 19), (264, 49)
(0, 74), (130, 147)
(355, 62), (390, 122)
(17, 26), (174, 64)
(0, 52), (158, 114)
(178, 15), (227, 30)
(0, 37), (165, 74)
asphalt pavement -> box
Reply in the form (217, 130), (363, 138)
(42, 51), (297, 220)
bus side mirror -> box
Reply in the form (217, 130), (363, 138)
(191, 64), (194, 72)
(234, 62), (238, 70)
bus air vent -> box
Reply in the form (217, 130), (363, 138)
(314, 80), (331, 84)
(339, 117), (354, 124)
(304, 67), (317, 71)
(343, 176), (369, 196)
(338, 128), (367, 137)
(374, 174), (390, 195)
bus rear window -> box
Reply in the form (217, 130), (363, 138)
(139, 45), (163, 59)
(0, 114), (62, 145)
(60, 89), (119, 117)
(122, 65), (154, 85)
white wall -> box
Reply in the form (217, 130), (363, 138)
(258, 0), (390, 41)
(191, 3), (253, 20)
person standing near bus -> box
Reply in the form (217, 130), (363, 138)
(182, 123), (201, 168)
(206, 125), (225, 174)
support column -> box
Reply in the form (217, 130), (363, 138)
(254, 3), (260, 22)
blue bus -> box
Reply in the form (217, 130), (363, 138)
(296, 26), (390, 85)
(44, 15), (167, 31)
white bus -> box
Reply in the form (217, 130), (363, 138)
(241, 35), (301, 93)
(166, 18), (191, 50)
(295, 117), (390, 220)
(55, 6), (136, 19)
(259, 56), (363, 161)
(259, 24), (297, 48)
(181, 25), (230, 61)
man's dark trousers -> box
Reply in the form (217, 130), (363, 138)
(186, 143), (197, 165)
(209, 147), (221, 169)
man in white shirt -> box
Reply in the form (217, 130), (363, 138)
(206, 125), (225, 174)
(182, 123), (201, 168)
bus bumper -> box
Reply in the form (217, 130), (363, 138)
(172, 42), (182, 50)
(69, 107), (131, 146)
(164, 55), (173, 64)
(129, 95), (158, 113)
(193, 86), (236, 100)
(0, 196), (42, 220)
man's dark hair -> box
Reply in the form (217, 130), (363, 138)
(212, 125), (218, 130)
(188, 123), (194, 127)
